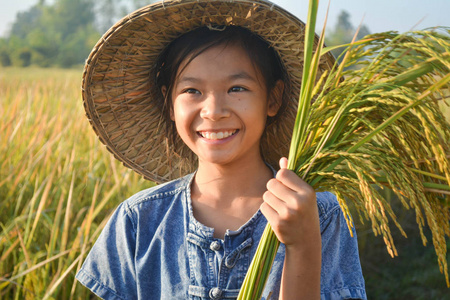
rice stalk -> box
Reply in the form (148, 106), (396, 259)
(301, 27), (450, 285)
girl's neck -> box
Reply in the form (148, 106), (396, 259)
(191, 156), (274, 238)
(193, 156), (273, 204)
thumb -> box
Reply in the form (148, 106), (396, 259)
(279, 157), (288, 169)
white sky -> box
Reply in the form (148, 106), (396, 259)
(280, 0), (450, 33)
(1, 0), (449, 37)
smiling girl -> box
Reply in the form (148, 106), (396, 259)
(76, 1), (366, 299)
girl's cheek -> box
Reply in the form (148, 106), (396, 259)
(172, 103), (199, 132)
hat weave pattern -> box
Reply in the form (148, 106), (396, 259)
(82, 0), (335, 183)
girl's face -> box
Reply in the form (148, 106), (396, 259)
(169, 44), (282, 167)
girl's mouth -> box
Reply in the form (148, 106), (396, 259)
(198, 130), (238, 140)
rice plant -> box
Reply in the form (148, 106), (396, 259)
(0, 68), (150, 299)
(238, 0), (450, 298)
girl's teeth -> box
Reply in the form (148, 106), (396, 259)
(201, 131), (235, 140)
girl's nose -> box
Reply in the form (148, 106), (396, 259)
(200, 93), (230, 121)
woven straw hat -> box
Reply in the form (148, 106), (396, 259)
(82, 0), (335, 183)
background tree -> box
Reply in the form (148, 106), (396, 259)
(0, 0), (163, 68)
(325, 10), (371, 62)
(0, 0), (99, 67)
(94, 0), (158, 32)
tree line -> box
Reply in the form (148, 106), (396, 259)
(0, 0), (369, 68)
(0, 0), (151, 68)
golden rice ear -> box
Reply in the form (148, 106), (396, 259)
(267, 80), (284, 117)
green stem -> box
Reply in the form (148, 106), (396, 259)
(409, 167), (448, 182)
(423, 182), (450, 191)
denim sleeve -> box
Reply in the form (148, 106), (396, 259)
(318, 193), (367, 300)
(76, 202), (137, 300)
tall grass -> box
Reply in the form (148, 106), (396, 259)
(0, 67), (151, 299)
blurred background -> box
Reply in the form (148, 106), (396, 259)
(1, 0), (450, 68)
(1, 0), (449, 299)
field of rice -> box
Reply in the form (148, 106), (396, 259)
(0, 67), (153, 299)
(0, 67), (448, 299)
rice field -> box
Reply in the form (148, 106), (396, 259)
(0, 67), (152, 299)
(0, 67), (448, 299)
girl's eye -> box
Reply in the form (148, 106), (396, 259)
(229, 86), (247, 93)
(183, 88), (201, 94)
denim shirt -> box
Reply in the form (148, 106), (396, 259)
(76, 173), (366, 300)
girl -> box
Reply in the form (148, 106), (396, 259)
(76, 1), (366, 299)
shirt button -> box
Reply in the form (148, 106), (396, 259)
(210, 241), (221, 251)
(225, 256), (236, 268)
(209, 287), (223, 299)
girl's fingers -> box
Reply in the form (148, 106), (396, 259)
(276, 168), (314, 196)
(262, 189), (288, 214)
(264, 157), (316, 216)
(262, 157), (319, 247)
(277, 157), (308, 194)
(260, 192), (279, 216)
(261, 191), (291, 231)
(279, 157), (288, 169)
(260, 201), (279, 225)
(266, 178), (294, 206)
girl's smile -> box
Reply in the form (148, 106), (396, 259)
(169, 43), (281, 167)
(197, 129), (238, 141)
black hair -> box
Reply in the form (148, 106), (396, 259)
(153, 25), (290, 152)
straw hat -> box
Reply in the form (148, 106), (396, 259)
(82, 0), (335, 183)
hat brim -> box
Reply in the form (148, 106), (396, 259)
(82, 0), (335, 183)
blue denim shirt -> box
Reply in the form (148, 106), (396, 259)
(76, 173), (366, 299)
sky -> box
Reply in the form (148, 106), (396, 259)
(277, 0), (450, 33)
(1, 0), (449, 37)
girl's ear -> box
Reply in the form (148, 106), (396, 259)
(161, 86), (175, 121)
(267, 80), (284, 117)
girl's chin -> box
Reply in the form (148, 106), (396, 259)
(197, 155), (236, 166)
(196, 150), (261, 167)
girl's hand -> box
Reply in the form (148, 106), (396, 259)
(260, 157), (320, 248)
(260, 157), (321, 299)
